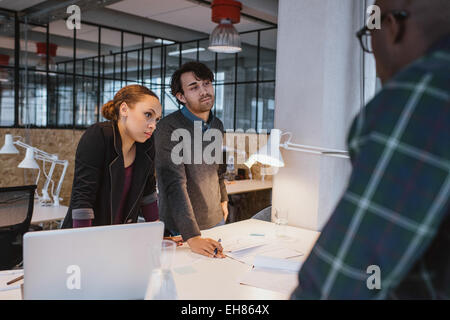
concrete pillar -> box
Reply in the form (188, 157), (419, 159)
(272, 0), (375, 230)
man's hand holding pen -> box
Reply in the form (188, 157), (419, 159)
(187, 236), (225, 258)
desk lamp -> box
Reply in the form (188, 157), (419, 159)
(244, 129), (349, 169)
(0, 134), (69, 207)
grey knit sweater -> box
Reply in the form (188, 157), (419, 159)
(154, 110), (228, 241)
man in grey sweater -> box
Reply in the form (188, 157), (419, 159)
(155, 62), (228, 258)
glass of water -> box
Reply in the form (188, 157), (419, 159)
(273, 208), (289, 239)
(145, 240), (178, 300)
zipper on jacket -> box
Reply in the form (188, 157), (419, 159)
(123, 167), (150, 223)
(109, 156), (119, 225)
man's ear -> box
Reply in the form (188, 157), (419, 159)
(385, 14), (402, 44)
(176, 92), (187, 105)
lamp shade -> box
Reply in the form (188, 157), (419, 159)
(245, 129), (285, 168)
(0, 134), (19, 154)
(208, 19), (242, 53)
(18, 148), (40, 169)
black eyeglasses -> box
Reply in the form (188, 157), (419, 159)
(356, 10), (409, 53)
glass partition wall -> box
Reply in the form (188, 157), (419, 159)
(0, 10), (276, 131)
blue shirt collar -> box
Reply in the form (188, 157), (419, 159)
(181, 106), (214, 131)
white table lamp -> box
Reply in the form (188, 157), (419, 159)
(0, 134), (19, 154)
(245, 129), (349, 169)
(18, 147), (40, 169)
(244, 129), (285, 169)
(0, 134), (69, 207)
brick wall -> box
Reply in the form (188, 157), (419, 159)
(0, 128), (271, 207)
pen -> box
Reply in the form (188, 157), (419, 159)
(7, 275), (24, 286)
(214, 238), (222, 256)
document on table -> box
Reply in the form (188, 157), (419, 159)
(0, 269), (24, 292)
(238, 256), (303, 295)
(221, 236), (269, 252)
(226, 242), (304, 266)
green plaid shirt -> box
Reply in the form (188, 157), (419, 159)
(291, 35), (450, 300)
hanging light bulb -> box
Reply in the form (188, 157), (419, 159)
(208, 0), (242, 54)
(209, 19), (242, 53)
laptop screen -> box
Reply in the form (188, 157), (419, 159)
(23, 221), (164, 300)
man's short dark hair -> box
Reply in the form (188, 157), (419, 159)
(170, 62), (214, 105)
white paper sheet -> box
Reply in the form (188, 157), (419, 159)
(253, 255), (303, 272)
(237, 256), (303, 294)
(0, 270), (24, 292)
(227, 243), (304, 266)
(238, 267), (300, 295)
(221, 236), (269, 252)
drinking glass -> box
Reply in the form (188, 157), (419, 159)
(145, 240), (178, 300)
(273, 208), (289, 239)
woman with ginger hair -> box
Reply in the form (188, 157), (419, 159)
(62, 84), (162, 229)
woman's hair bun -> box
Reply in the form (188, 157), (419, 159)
(101, 100), (117, 121)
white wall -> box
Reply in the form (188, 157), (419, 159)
(272, 0), (375, 231)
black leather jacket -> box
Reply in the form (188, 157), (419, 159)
(62, 121), (156, 228)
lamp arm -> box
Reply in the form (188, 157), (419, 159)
(284, 141), (348, 154)
(40, 159), (56, 202)
(282, 142), (350, 159)
(53, 160), (68, 207)
(35, 154), (66, 165)
(34, 154), (68, 206)
(34, 168), (41, 193)
(13, 140), (55, 159)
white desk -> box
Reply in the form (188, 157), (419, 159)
(31, 201), (68, 225)
(225, 179), (273, 195)
(175, 219), (320, 300)
(0, 219), (320, 300)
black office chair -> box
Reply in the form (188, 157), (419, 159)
(0, 185), (36, 271)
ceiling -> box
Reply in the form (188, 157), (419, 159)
(106, 0), (271, 34)
(0, 0), (278, 63)
(0, 0), (47, 12)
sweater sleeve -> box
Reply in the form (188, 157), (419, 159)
(70, 124), (105, 221)
(73, 219), (92, 228)
(154, 122), (201, 241)
(142, 201), (159, 222)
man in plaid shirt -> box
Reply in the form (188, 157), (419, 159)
(291, 0), (450, 299)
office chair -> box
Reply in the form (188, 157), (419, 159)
(0, 185), (36, 271)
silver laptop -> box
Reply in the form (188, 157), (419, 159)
(23, 221), (164, 300)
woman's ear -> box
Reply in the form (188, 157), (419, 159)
(119, 102), (129, 118)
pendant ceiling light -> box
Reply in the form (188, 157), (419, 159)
(35, 42), (58, 75)
(208, 0), (242, 54)
(0, 54), (11, 83)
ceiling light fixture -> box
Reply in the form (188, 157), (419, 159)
(168, 48), (206, 56)
(208, 0), (242, 54)
(154, 38), (175, 45)
(35, 42), (58, 76)
(0, 54), (11, 83)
